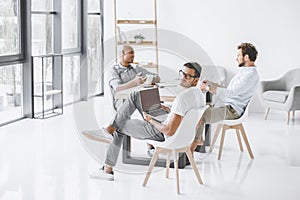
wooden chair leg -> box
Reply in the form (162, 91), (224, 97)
(166, 152), (171, 178)
(143, 148), (160, 187)
(287, 111), (290, 125)
(173, 150), (180, 194)
(239, 124), (254, 159)
(218, 126), (227, 160)
(186, 149), (203, 185)
(236, 129), (243, 152)
(293, 111), (295, 119)
(264, 107), (270, 120)
(209, 124), (223, 153)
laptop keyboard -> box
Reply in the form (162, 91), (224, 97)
(148, 109), (168, 117)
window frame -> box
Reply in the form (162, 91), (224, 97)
(0, 0), (25, 66)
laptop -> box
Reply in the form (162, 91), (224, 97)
(139, 87), (169, 122)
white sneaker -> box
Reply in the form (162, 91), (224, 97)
(147, 148), (155, 157)
(82, 128), (113, 143)
(89, 166), (114, 181)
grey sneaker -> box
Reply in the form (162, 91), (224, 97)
(82, 128), (113, 143)
(89, 166), (114, 181)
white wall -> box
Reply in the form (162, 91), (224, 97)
(103, 0), (300, 112)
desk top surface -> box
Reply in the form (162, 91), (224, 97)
(115, 81), (183, 102)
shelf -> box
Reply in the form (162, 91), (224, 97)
(117, 41), (157, 46)
(117, 20), (156, 25)
(34, 90), (62, 97)
(32, 54), (63, 119)
(132, 62), (157, 68)
(114, 0), (158, 74)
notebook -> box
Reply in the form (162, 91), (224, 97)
(139, 87), (169, 122)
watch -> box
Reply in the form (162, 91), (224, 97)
(205, 84), (210, 91)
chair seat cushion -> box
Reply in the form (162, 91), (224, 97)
(263, 90), (289, 103)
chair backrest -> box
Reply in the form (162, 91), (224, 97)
(221, 98), (252, 126)
(160, 106), (208, 149)
(283, 68), (300, 90)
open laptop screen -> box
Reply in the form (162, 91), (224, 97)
(140, 87), (161, 112)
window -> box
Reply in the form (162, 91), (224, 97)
(87, 0), (103, 96)
(31, 14), (53, 56)
(0, 0), (24, 125)
(63, 55), (80, 104)
(0, 0), (24, 64)
(62, 0), (80, 50)
(0, 64), (22, 124)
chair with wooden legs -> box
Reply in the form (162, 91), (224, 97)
(209, 101), (254, 160)
(142, 106), (208, 194)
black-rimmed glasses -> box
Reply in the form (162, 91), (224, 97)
(179, 70), (197, 80)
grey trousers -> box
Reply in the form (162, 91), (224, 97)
(194, 105), (240, 142)
(105, 91), (165, 167)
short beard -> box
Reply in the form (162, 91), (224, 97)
(238, 61), (245, 67)
(180, 79), (192, 88)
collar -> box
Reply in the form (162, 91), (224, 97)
(117, 63), (134, 70)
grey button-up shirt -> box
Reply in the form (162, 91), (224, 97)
(107, 63), (158, 109)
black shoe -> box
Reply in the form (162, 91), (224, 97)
(195, 145), (206, 153)
(169, 154), (190, 168)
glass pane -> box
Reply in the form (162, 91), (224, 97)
(62, 0), (79, 49)
(88, 15), (102, 96)
(0, 0), (20, 56)
(0, 64), (23, 124)
(31, 0), (53, 11)
(31, 14), (53, 56)
(63, 55), (80, 104)
(88, 0), (100, 12)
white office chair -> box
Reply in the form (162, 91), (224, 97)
(142, 106), (208, 194)
(209, 100), (254, 160)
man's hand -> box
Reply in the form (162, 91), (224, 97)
(161, 104), (171, 113)
(133, 72), (147, 86)
(200, 80), (208, 91)
(200, 80), (218, 94)
(143, 112), (152, 122)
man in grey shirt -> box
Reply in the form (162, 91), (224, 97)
(190, 42), (260, 152)
(107, 45), (160, 155)
(107, 45), (160, 110)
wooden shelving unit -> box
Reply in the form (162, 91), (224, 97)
(114, 0), (159, 74)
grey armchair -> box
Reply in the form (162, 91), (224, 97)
(260, 68), (300, 124)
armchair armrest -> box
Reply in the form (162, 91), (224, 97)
(285, 85), (300, 111)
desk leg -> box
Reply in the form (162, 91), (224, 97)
(204, 124), (211, 146)
(122, 135), (188, 169)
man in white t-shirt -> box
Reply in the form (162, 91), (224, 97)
(90, 62), (205, 181)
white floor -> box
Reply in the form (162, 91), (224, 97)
(1, 97), (300, 200)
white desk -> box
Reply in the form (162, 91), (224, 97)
(115, 81), (182, 102)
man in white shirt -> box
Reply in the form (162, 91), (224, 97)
(190, 43), (260, 152)
(90, 62), (205, 181)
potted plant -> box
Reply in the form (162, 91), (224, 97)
(133, 34), (145, 44)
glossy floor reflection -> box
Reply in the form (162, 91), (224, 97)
(1, 98), (300, 200)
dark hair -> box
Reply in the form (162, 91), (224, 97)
(183, 62), (202, 78)
(238, 43), (258, 62)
